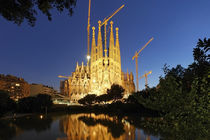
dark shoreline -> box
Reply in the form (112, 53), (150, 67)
(0, 102), (160, 120)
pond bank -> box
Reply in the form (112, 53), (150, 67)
(0, 102), (160, 120)
(0, 113), (32, 120)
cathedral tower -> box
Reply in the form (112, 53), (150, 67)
(60, 20), (135, 101)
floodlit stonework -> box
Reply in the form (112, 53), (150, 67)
(60, 21), (135, 101)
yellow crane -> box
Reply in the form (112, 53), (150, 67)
(87, 0), (91, 66)
(132, 37), (154, 91)
(100, 4), (125, 57)
(58, 75), (70, 79)
(139, 71), (152, 89)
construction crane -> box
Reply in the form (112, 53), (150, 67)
(132, 37), (154, 91)
(58, 75), (70, 79)
(139, 71), (152, 89)
(100, 4), (125, 57)
(87, 0), (91, 66)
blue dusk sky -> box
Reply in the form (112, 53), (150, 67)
(0, 0), (210, 91)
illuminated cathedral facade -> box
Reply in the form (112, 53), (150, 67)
(60, 21), (135, 101)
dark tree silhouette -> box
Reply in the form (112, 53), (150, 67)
(95, 94), (112, 104)
(107, 84), (125, 102)
(194, 38), (210, 63)
(0, 0), (76, 26)
(18, 94), (52, 112)
(78, 94), (97, 105)
(0, 90), (16, 115)
(36, 94), (52, 111)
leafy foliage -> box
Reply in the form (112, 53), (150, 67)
(0, 0), (77, 26)
(78, 94), (97, 105)
(107, 84), (125, 102)
(95, 94), (112, 104)
(18, 94), (52, 113)
(0, 90), (16, 115)
(128, 38), (210, 139)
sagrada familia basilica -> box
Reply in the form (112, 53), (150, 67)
(60, 21), (135, 102)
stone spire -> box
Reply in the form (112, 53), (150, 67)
(97, 21), (103, 58)
(81, 61), (84, 69)
(127, 69), (129, 81)
(130, 72), (134, 81)
(91, 26), (96, 63)
(76, 61), (79, 72)
(115, 27), (119, 47)
(109, 21), (114, 59)
(115, 27), (121, 63)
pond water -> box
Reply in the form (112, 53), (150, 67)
(0, 113), (159, 140)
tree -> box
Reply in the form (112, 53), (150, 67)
(18, 94), (52, 112)
(78, 94), (97, 106)
(18, 96), (37, 112)
(95, 94), (112, 104)
(36, 94), (52, 112)
(0, 90), (16, 115)
(0, 0), (76, 26)
(107, 84), (125, 102)
(196, 38), (210, 58)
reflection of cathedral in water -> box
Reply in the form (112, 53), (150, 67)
(57, 114), (135, 140)
(57, 114), (152, 140)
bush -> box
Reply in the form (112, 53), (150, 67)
(0, 90), (16, 115)
(78, 94), (97, 105)
(18, 94), (52, 113)
(107, 84), (125, 102)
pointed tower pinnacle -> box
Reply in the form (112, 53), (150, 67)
(97, 21), (103, 58)
(91, 26), (96, 63)
(76, 61), (79, 71)
(115, 27), (119, 47)
(109, 21), (114, 59)
(115, 27), (121, 63)
(81, 61), (84, 72)
(127, 69), (129, 81)
(82, 61), (84, 67)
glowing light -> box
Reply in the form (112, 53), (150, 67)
(87, 55), (91, 60)
(15, 83), (20, 86)
(40, 115), (43, 119)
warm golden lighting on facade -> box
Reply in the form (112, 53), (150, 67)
(59, 21), (135, 102)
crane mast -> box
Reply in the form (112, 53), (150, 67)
(139, 71), (152, 89)
(132, 37), (153, 91)
(87, 0), (91, 66)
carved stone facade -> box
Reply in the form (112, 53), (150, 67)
(60, 21), (135, 101)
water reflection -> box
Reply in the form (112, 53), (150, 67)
(58, 114), (154, 140)
(0, 114), (158, 140)
(0, 115), (53, 140)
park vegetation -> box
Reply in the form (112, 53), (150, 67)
(75, 38), (209, 139)
(128, 38), (209, 140)
(0, 92), (53, 116)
